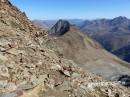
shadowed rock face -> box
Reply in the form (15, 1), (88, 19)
(118, 75), (130, 87)
(49, 20), (70, 36)
(112, 74), (130, 87)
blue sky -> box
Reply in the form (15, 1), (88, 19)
(10, 0), (130, 20)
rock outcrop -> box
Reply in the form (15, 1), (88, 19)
(49, 20), (70, 36)
(112, 74), (130, 86)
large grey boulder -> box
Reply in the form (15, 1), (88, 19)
(49, 20), (70, 36)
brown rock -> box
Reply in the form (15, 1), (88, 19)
(0, 65), (10, 79)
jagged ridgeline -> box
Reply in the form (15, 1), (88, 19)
(47, 20), (130, 82)
(0, 0), (130, 97)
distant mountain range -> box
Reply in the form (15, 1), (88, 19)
(46, 20), (130, 80)
(32, 19), (84, 30)
(33, 16), (130, 63)
(79, 16), (130, 63)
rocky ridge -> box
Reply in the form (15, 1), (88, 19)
(33, 17), (130, 63)
(48, 20), (70, 36)
(0, 0), (130, 97)
(79, 16), (130, 63)
(47, 20), (130, 81)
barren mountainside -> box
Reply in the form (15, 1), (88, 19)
(79, 16), (130, 63)
(47, 20), (130, 80)
(33, 17), (130, 63)
(0, 0), (130, 97)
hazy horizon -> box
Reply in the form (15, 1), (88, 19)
(11, 0), (130, 20)
(32, 16), (129, 21)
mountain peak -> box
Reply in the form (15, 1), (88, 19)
(116, 16), (128, 19)
(49, 19), (70, 36)
(112, 16), (129, 22)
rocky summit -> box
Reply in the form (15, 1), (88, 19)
(49, 20), (70, 36)
(0, 0), (130, 97)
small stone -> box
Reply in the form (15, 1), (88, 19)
(0, 81), (16, 93)
(18, 81), (34, 90)
(6, 82), (17, 92)
(18, 74), (47, 90)
(0, 54), (8, 62)
(50, 64), (62, 70)
(6, 64), (15, 69)
(59, 81), (71, 91)
(46, 79), (55, 89)
(63, 70), (71, 77)
(0, 47), (6, 51)
(72, 73), (81, 78)
(115, 93), (119, 97)
(0, 65), (10, 79)
(0, 80), (8, 88)
(6, 48), (18, 55)
(38, 74), (48, 84)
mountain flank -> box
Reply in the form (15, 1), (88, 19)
(79, 16), (130, 63)
(46, 20), (130, 81)
(33, 17), (130, 63)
